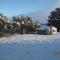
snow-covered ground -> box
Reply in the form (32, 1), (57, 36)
(0, 33), (60, 60)
(0, 33), (60, 43)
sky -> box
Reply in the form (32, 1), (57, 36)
(0, 0), (58, 16)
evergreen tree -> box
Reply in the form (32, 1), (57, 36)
(48, 8), (60, 31)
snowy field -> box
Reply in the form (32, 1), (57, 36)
(0, 33), (60, 43)
(0, 33), (60, 60)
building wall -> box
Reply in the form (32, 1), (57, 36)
(48, 26), (57, 35)
(51, 27), (57, 34)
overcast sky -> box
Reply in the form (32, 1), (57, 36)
(0, 0), (59, 16)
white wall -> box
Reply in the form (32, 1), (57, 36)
(52, 27), (57, 34)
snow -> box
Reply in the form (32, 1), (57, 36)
(0, 33), (60, 60)
(0, 33), (60, 43)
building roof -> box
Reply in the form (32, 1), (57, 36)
(36, 25), (49, 30)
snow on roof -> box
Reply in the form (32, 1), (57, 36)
(36, 25), (49, 30)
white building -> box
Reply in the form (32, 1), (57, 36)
(36, 25), (57, 35)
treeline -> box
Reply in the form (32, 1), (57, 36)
(0, 14), (40, 37)
(0, 7), (60, 37)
